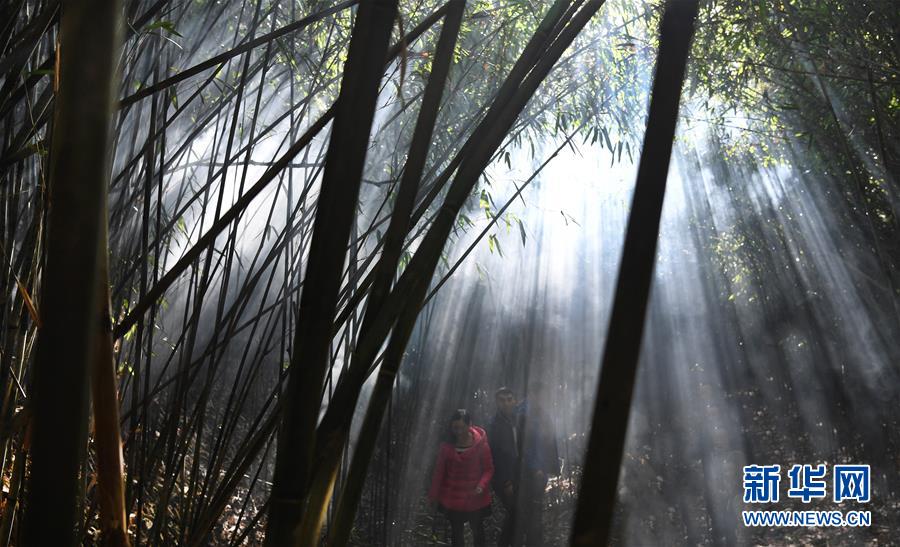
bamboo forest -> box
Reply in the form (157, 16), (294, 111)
(0, 0), (897, 545)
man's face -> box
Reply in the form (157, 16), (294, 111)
(496, 392), (517, 418)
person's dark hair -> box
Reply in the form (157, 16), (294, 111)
(450, 409), (471, 425)
(495, 387), (515, 399)
(445, 409), (471, 442)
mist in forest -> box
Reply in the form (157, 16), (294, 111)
(371, 128), (900, 544)
(103, 3), (900, 544)
(2, 0), (898, 545)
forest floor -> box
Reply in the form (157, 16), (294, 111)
(400, 480), (897, 546)
(395, 386), (898, 546)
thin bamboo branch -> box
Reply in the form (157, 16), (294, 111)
(112, 6), (449, 341)
(118, 0), (360, 108)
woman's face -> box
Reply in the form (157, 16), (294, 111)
(450, 419), (468, 442)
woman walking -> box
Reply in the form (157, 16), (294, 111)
(428, 409), (494, 546)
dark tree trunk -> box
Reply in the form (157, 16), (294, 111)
(570, 1), (699, 545)
(314, 0), (577, 440)
(325, 2), (467, 543)
(23, 0), (122, 544)
(264, 1), (400, 545)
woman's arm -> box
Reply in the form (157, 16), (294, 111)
(477, 440), (495, 492)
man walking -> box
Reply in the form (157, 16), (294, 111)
(489, 387), (521, 547)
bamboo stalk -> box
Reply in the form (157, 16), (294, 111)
(323, 2), (467, 541)
(314, 0), (576, 451)
(22, 0), (122, 543)
(112, 5), (449, 342)
(570, 1), (699, 544)
(310, 1), (603, 541)
(264, 1), (400, 545)
(118, 0), (360, 108)
(91, 207), (131, 547)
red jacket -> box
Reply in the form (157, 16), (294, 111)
(428, 426), (494, 512)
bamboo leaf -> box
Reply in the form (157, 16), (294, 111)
(146, 20), (183, 37)
(16, 279), (41, 328)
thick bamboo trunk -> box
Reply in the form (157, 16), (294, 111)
(570, 1), (699, 545)
(303, 2), (606, 543)
(22, 0), (122, 544)
(264, 1), (399, 545)
(327, 131), (576, 547)
(314, 0), (575, 446)
(321, 0), (604, 408)
(319, 2), (466, 542)
(325, 302), (415, 547)
(361, 0), (467, 343)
